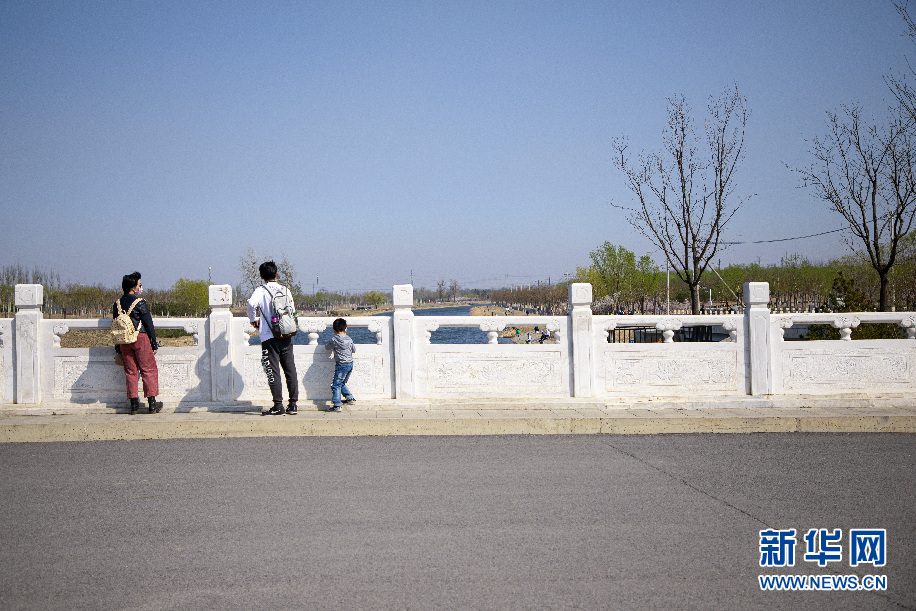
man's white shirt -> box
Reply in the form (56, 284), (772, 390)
(247, 282), (294, 343)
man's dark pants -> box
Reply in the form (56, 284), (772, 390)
(261, 336), (298, 407)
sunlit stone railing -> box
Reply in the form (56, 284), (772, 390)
(1, 282), (914, 406)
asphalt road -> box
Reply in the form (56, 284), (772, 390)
(1, 434), (913, 610)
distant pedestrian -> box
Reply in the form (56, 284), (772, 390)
(247, 261), (299, 416)
(326, 318), (356, 412)
(113, 271), (163, 415)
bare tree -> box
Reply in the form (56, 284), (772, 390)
(238, 248), (302, 298)
(238, 247), (262, 296)
(794, 104), (916, 311)
(448, 279), (460, 302)
(889, 2), (916, 122)
(612, 85), (749, 314)
(437, 279), (446, 301)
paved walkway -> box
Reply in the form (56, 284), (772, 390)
(2, 394), (915, 442)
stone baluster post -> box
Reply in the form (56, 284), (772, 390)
(743, 282), (772, 396)
(15, 284), (43, 404)
(832, 316), (860, 341)
(900, 316), (916, 339)
(208, 285), (233, 402)
(392, 284), (416, 399)
(569, 283), (594, 398)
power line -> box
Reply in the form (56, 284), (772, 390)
(722, 226), (847, 245)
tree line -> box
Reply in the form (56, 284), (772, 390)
(3, 236), (914, 318)
(0, 250), (496, 318)
(572, 237), (916, 314)
(486, 234), (916, 316)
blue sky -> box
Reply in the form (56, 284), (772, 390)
(1, 1), (911, 293)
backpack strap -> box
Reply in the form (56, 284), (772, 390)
(258, 285), (274, 327)
(262, 284), (290, 314)
(115, 298), (143, 326)
(125, 298), (143, 315)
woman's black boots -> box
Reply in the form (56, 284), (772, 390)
(147, 397), (163, 414)
(129, 398), (141, 415)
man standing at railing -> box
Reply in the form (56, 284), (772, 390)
(247, 261), (299, 416)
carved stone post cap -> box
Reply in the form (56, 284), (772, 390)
(208, 284), (233, 308)
(569, 283), (592, 307)
(15, 284), (43, 309)
(743, 282), (769, 307)
(393, 284), (413, 309)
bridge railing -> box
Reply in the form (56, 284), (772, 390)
(1, 282), (914, 405)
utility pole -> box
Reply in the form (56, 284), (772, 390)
(666, 260), (670, 315)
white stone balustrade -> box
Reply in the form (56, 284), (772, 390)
(0, 282), (914, 406)
(770, 312), (916, 394)
(832, 316), (861, 341)
(299, 319), (328, 345)
(902, 316), (916, 339)
(654, 319), (683, 343)
(478, 319), (506, 344)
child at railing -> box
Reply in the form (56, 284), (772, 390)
(325, 318), (356, 412)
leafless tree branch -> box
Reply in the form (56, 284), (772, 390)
(611, 86), (749, 313)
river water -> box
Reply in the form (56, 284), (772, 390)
(289, 305), (514, 345)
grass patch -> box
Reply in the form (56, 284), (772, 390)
(156, 329), (193, 339)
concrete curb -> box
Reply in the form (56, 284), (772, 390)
(2, 396), (915, 442)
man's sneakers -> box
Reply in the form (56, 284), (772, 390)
(261, 404), (298, 415)
(260, 401), (347, 414)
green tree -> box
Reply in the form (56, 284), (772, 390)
(363, 291), (386, 308)
(632, 254), (662, 312)
(588, 242), (636, 306)
(894, 231), (916, 309)
(0, 284), (13, 314)
(808, 272), (902, 340)
(169, 279), (209, 316)
(578, 242), (661, 312)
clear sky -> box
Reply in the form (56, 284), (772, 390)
(1, 1), (911, 293)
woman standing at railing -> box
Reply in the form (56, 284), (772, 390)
(113, 271), (163, 415)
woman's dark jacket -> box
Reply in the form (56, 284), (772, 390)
(113, 294), (159, 351)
